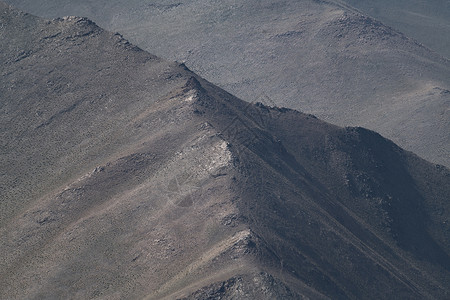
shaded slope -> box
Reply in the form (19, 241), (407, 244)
(1, 3), (449, 299)
(190, 76), (450, 299)
(3, 0), (450, 167)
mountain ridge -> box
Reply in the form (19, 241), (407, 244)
(3, 0), (448, 167)
(1, 3), (449, 299)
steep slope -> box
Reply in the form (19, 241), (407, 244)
(190, 77), (450, 299)
(1, 3), (449, 299)
(3, 0), (450, 167)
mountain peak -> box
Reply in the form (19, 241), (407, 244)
(1, 3), (449, 299)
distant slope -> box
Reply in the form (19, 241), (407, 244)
(1, 3), (449, 299)
(3, 0), (450, 167)
(338, 0), (450, 58)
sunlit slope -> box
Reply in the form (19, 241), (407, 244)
(3, 0), (450, 167)
(339, 0), (450, 58)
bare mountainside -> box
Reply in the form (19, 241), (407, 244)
(1, 3), (450, 299)
(3, 0), (450, 167)
(338, 0), (450, 58)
